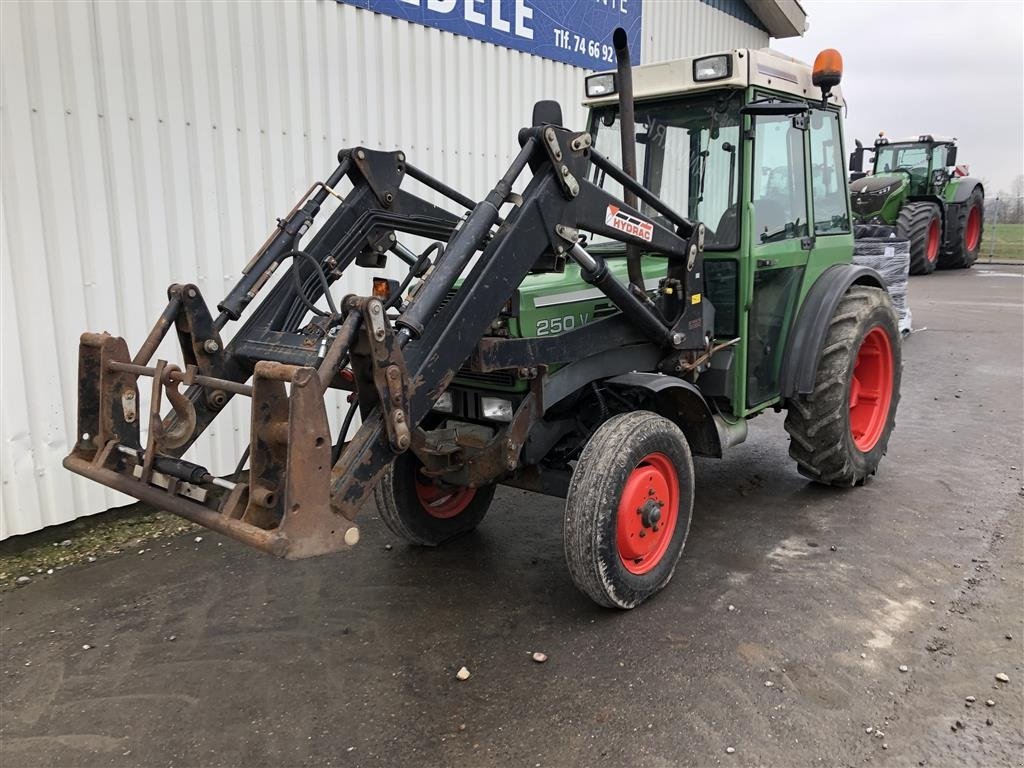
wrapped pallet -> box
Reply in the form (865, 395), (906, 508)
(853, 224), (912, 334)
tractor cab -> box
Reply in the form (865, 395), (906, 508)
(869, 135), (957, 197)
(581, 47), (853, 415)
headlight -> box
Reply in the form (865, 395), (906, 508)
(480, 396), (514, 423)
(585, 73), (616, 98)
(433, 391), (453, 413)
(693, 55), (731, 82)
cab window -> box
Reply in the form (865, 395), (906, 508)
(589, 92), (743, 250)
(876, 145), (928, 172)
(808, 110), (850, 235)
(752, 115), (808, 243)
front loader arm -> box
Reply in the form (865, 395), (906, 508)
(66, 120), (709, 558)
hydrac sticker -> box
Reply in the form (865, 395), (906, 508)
(605, 205), (653, 242)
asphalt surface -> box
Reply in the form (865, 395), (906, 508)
(3, 266), (1022, 768)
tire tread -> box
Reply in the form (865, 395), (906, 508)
(564, 412), (694, 609)
(784, 286), (902, 487)
(897, 201), (940, 275)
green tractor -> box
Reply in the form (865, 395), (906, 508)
(849, 135), (984, 274)
(66, 42), (904, 609)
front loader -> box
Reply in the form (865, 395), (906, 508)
(66, 36), (902, 608)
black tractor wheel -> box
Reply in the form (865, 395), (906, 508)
(373, 451), (495, 546)
(784, 286), (902, 487)
(939, 186), (984, 269)
(564, 411), (694, 609)
(897, 201), (942, 275)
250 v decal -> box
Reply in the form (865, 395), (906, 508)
(536, 313), (591, 336)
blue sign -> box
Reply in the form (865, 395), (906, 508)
(337, 0), (642, 70)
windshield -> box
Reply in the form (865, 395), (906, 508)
(589, 91), (743, 250)
(875, 143), (930, 173)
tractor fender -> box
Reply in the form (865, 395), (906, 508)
(779, 264), (886, 399)
(604, 373), (722, 457)
(946, 177), (984, 204)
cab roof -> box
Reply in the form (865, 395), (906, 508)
(581, 48), (844, 110)
(875, 134), (956, 146)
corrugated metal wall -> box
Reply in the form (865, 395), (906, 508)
(643, 0), (768, 63)
(0, 0), (768, 538)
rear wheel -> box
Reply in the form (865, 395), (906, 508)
(897, 201), (941, 275)
(939, 186), (984, 269)
(784, 286), (902, 486)
(564, 412), (694, 609)
(374, 451), (495, 546)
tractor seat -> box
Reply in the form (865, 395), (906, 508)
(714, 205), (739, 246)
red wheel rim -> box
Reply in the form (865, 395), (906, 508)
(964, 205), (981, 251)
(926, 218), (940, 262)
(849, 327), (895, 452)
(615, 453), (679, 575)
(414, 474), (476, 519)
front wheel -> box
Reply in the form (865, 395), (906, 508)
(374, 451), (495, 546)
(897, 201), (941, 275)
(785, 285), (902, 486)
(564, 412), (695, 609)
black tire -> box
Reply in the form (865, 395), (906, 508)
(897, 201), (941, 275)
(373, 451), (495, 546)
(784, 286), (902, 487)
(564, 412), (694, 609)
(938, 186), (984, 269)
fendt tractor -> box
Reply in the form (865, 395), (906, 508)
(849, 135), (984, 274)
(65, 35), (902, 609)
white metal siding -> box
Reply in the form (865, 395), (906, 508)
(1, 0), (770, 538)
(642, 0), (769, 63)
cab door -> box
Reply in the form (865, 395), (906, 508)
(805, 107), (854, 288)
(745, 111), (811, 410)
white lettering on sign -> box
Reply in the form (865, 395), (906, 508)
(402, 0), (533, 40)
(605, 204), (653, 241)
(465, 0), (485, 25)
(516, 0), (533, 39)
(491, 0), (510, 32)
(344, 0), (635, 67)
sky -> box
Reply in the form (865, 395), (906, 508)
(773, 0), (1024, 195)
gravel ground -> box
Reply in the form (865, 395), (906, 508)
(2, 265), (1022, 768)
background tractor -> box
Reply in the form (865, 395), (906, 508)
(849, 135), (985, 274)
(65, 39), (903, 609)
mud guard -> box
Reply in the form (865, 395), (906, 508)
(779, 263), (886, 399)
(605, 373), (721, 457)
(946, 176), (984, 204)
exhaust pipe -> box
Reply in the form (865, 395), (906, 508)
(612, 27), (644, 290)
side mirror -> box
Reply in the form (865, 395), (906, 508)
(849, 139), (865, 173)
(946, 145), (958, 167)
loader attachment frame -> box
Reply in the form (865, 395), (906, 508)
(65, 121), (709, 558)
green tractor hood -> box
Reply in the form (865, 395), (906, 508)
(850, 173), (908, 224)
